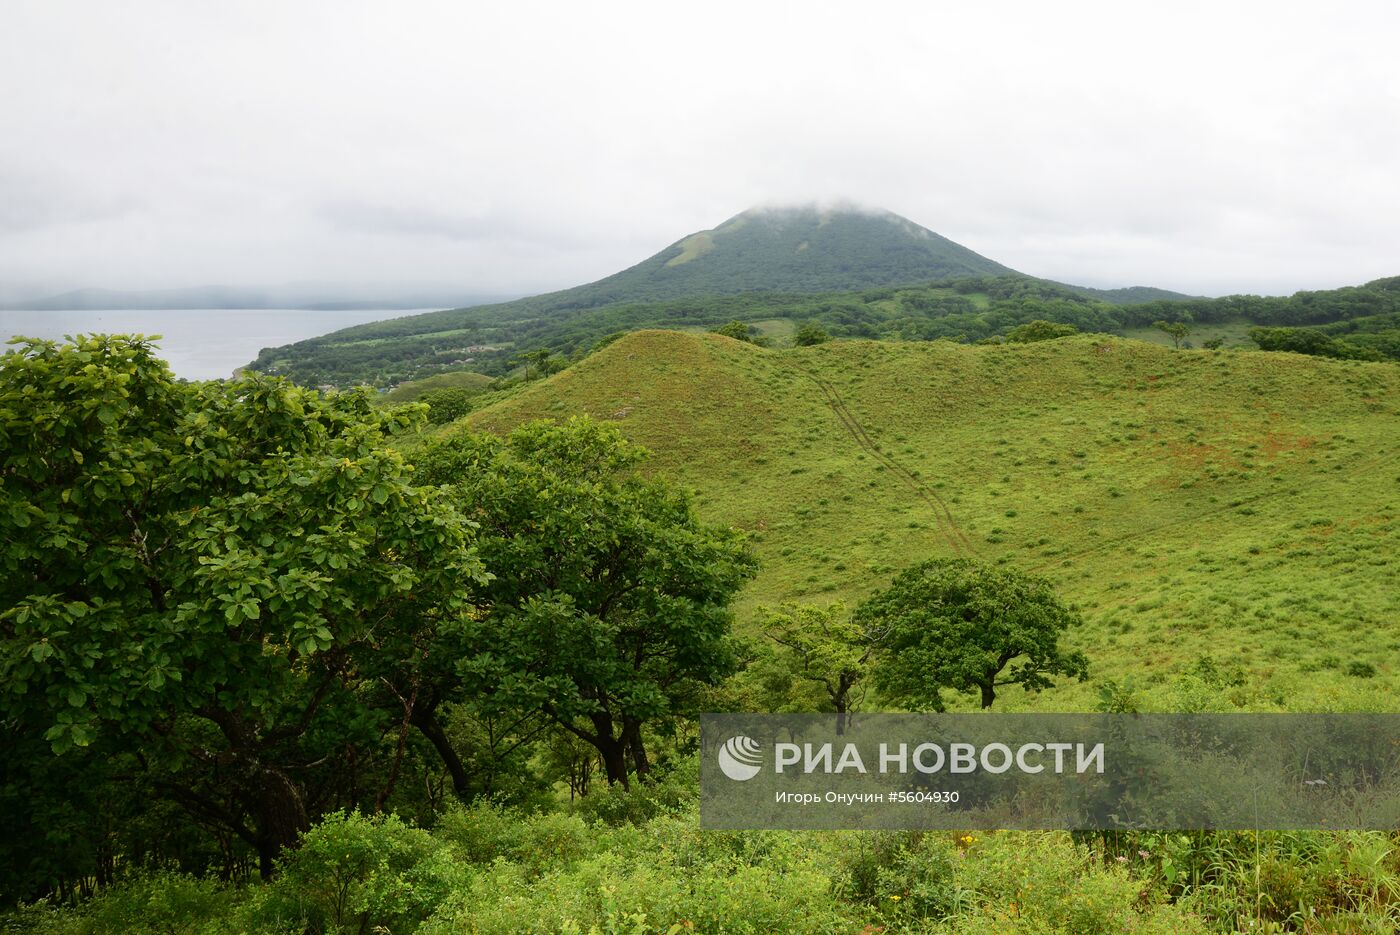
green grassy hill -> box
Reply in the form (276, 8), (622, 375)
(464, 331), (1400, 710)
(379, 369), (493, 403)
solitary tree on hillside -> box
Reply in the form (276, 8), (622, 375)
(512, 348), (557, 380)
(794, 322), (831, 346)
(857, 558), (1089, 710)
(1154, 319), (1193, 349)
(760, 602), (871, 733)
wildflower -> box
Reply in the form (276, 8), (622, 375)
(889, 894), (901, 901)
(1115, 855), (1128, 863)
(1138, 849), (1150, 859)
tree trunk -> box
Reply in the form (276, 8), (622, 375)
(199, 705), (310, 878)
(624, 719), (650, 780)
(254, 766), (309, 879)
(599, 737), (629, 789)
(584, 711), (630, 789)
(980, 682), (996, 709)
(412, 706), (472, 799)
(834, 673), (856, 735)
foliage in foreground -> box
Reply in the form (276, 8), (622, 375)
(13, 768), (1400, 934)
(0, 334), (485, 879)
(0, 337), (754, 898)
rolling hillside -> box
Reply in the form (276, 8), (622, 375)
(462, 331), (1400, 711)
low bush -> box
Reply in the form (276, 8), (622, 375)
(261, 811), (464, 934)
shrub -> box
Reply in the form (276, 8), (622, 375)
(421, 813), (860, 935)
(2, 873), (260, 935)
(437, 803), (594, 877)
(1006, 320), (1079, 343)
(570, 758), (698, 827)
(947, 831), (1211, 934)
(1095, 676), (1144, 714)
(710, 320), (755, 342)
(419, 386), (477, 424)
(266, 811), (463, 934)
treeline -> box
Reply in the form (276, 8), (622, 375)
(249, 274), (1400, 388)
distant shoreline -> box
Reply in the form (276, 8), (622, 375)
(0, 307), (424, 381)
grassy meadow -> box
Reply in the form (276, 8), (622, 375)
(465, 330), (1400, 712)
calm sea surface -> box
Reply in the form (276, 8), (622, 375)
(0, 308), (433, 381)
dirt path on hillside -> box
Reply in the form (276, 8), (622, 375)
(808, 376), (977, 557)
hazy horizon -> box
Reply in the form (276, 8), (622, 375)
(5, 1), (1400, 299)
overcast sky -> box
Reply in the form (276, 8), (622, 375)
(4, 0), (1399, 299)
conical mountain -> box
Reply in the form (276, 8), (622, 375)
(572, 204), (1014, 304)
(249, 204), (1018, 385)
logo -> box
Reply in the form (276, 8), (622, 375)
(717, 735), (763, 781)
